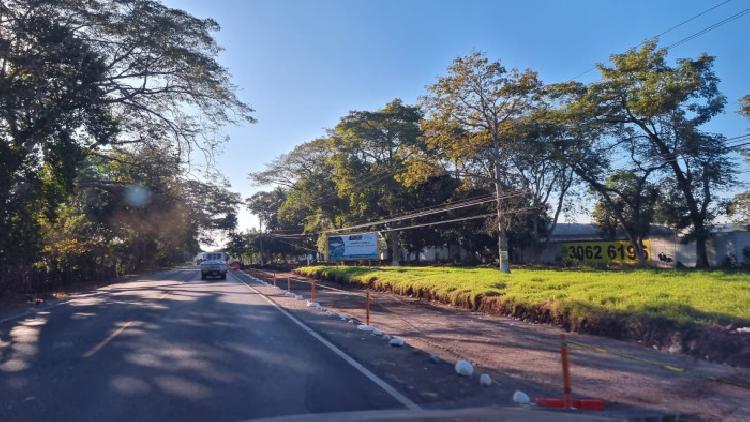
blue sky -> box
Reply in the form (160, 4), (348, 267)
(165, 0), (750, 231)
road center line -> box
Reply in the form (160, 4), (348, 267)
(82, 290), (170, 358)
(83, 321), (135, 358)
(230, 271), (421, 411)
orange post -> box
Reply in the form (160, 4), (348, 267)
(311, 279), (317, 301)
(287, 276), (291, 292)
(560, 334), (572, 408)
(533, 334), (605, 411)
(365, 292), (370, 325)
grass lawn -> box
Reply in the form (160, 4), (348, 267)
(296, 266), (750, 327)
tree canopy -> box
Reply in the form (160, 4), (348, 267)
(0, 0), (251, 294)
(245, 45), (743, 270)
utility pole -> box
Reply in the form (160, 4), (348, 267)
(494, 136), (510, 274)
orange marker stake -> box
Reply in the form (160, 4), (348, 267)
(366, 292), (371, 326)
(561, 334), (572, 408)
(287, 276), (291, 292)
(533, 334), (605, 411)
(311, 279), (317, 302)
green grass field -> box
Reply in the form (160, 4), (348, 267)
(296, 266), (750, 327)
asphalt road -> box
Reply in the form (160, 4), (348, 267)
(0, 268), (403, 421)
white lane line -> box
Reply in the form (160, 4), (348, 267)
(230, 271), (421, 411)
(82, 290), (170, 358)
(82, 321), (136, 357)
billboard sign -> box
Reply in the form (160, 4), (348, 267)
(327, 232), (379, 261)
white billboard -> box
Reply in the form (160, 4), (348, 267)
(327, 232), (379, 261)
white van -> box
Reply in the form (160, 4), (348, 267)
(200, 252), (229, 280)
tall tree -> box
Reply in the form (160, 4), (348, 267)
(420, 52), (540, 272)
(560, 42), (736, 267)
(328, 99), (425, 264)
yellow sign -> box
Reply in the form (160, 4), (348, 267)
(561, 240), (651, 265)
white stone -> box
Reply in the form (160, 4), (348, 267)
(479, 373), (492, 386)
(389, 337), (405, 347)
(454, 359), (474, 376)
(512, 390), (531, 404)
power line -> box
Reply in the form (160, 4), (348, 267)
(377, 207), (538, 233)
(654, 0), (733, 40)
(666, 7), (750, 50)
(266, 197), (497, 237)
(569, 1), (736, 80)
(339, 193), (496, 228)
(321, 192), (525, 235)
(725, 136), (750, 147)
(324, 195), (504, 234)
(261, 191), (524, 238)
(725, 133), (750, 142)
(270, 237), (318, 252)
(377, 213), (496, 233)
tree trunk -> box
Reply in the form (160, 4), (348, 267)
(633, 236), (648, 268)
(389, 233), (400, 266)
(650, 136), (710, 268)
(694, 225), (710, 268)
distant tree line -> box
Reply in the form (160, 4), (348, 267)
(0, 0), (252, 296)
(247, 44), (749, 270)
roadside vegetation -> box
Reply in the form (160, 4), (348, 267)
(297, 265), (750, 326)
(0, 1), (251, 297)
